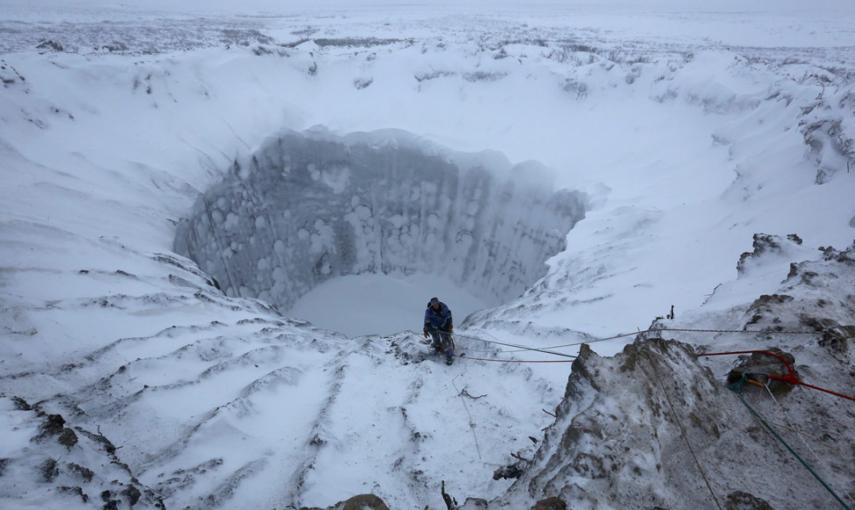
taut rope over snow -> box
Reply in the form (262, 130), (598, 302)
(456, 333), (577, 359)
(451, 376), (483, 461)
(459, 355), (573, 364)
(497, 327), (817, 354)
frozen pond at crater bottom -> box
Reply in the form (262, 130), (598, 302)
(287, 272), (489, 337)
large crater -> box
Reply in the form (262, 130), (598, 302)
(174, 130), (586, 333)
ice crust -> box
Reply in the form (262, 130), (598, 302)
(175, 130), (586, 313)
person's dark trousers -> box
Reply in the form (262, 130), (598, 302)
(428, 328), (453, 359)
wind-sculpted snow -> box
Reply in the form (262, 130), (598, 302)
(5, 316), (558, 509)
(175, 131), (586, 312)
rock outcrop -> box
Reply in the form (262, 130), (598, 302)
(300, 493), (390, 510)
(0, 397), (165, 509)
(485, 240), (855, 509)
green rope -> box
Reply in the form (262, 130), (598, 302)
(728, 376), (852, 510)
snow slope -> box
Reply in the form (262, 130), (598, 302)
(1, 3), (854, 509)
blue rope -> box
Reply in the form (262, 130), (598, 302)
(728, 376), (852, 510)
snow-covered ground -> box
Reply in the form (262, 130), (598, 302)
(1, 1), (854, 509)
(289, 273), (487, 336)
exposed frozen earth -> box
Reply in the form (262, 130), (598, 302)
(1, 3), (854, 509)
(173, 130), (585, 315)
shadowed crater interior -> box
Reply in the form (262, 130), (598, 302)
(174, 129), (586, 327)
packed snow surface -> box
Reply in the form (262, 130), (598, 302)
(1, 1), (854, 509)
(289, 272), (487, 336)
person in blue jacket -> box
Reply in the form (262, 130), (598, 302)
(423, 297), (454, 365)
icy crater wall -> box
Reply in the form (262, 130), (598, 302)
(174, 131), (586, 313)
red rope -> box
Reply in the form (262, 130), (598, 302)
(798, 381), (855, 402)
(699, 350), (855, 403)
